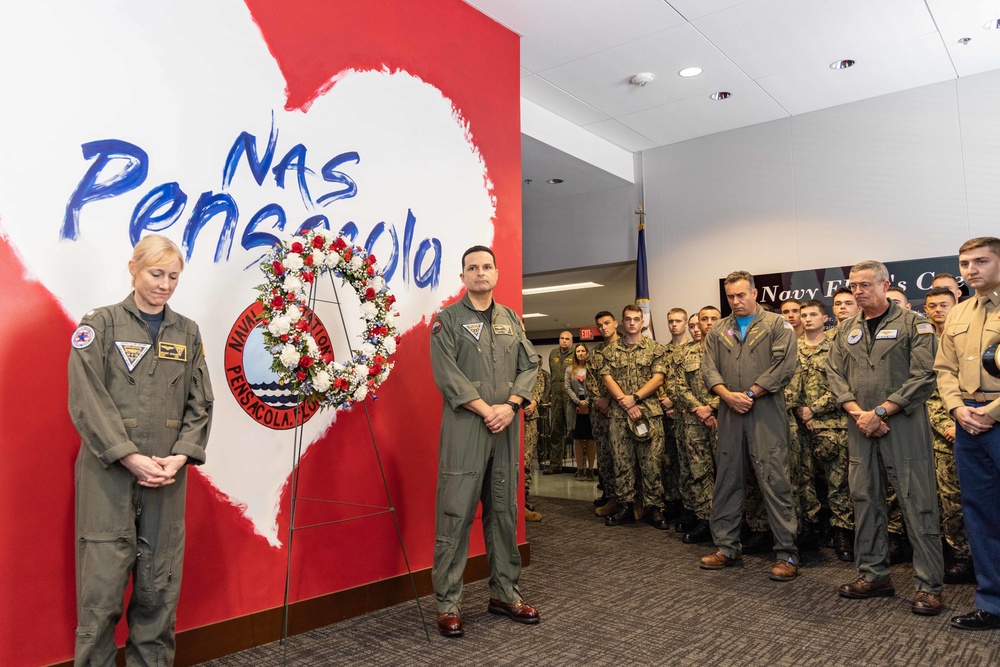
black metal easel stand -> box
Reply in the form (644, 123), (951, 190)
(279, 272), (430, 665)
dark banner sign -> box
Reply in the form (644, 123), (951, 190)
(718, 255), (964, 316)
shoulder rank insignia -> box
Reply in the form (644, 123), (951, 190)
(157, 341), (188, 361)
(115, 341), (151, 370)
(462, 322), (484, 341)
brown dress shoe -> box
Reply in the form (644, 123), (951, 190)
(912, 591), (943, 616)
(437, 612), (463, 637)
(699, 550), (744, 570)
(769, 559), (798, 582)
(595, 500), (620, 517)
(838, 576), (895, 599)
(487, 598), (540, 624)
(524, 509), (543, 522)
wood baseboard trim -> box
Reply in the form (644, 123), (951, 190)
(47, 543), (530, 667)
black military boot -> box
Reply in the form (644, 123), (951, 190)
(798, 521), (820, 552)
(683, 519), (712, 544)
(662, 500), (685, 523)
(944, 559), (976, 584)
(675, 510), (698, 534)
(742, 530), (774, 555)
(605, 503), (635, 527)
(645, 507), (669, 530)
(833, 528), (855, 562)
(887, 532), (912, 565)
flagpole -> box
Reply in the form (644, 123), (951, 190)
(634, 202), (655, 340)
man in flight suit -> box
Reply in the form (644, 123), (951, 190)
(699, 270), (800, 582)
(544, 331), (575, 474)
(430, 245), (541, 637)
(827, 260), (944, 616)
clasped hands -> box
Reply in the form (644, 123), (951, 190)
(121, 453), (188, 488)
(953, 405), (996, 437)
(617, 394), (643, 420)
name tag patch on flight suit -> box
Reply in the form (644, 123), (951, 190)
(847, 328), (863, 345)
(916, 323), (935, 335)
(116, 341), (151, 371)
(875, 329), (898, 340)
(492, 324), (513, 336)
(462, 322), (484, 341)
(72, 325), (95, 349)
(158, 341), (188, 361)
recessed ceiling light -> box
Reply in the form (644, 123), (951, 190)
(830, 59), (856, 70)
(546, 178), (563, 184)
(523, 178), (532, 185)
(678, 67), (702, 78)
(710, 91), (731, 100)
(522, 313), (548, 319)
(522, 282), (603, 296)
(958, 37), (972, 45)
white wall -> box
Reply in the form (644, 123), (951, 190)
(523, 162), (642, 274)
(643, 68), (1000, 331)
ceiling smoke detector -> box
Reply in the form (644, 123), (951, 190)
(629, 72), (655, 86)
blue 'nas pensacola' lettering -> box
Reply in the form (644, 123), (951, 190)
(61, 115), (442, 289)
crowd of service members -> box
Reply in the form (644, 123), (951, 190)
(522, 243), (1000, 631)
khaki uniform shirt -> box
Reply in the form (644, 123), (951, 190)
(935, 288), (1000, 420)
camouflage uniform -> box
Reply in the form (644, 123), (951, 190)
(784, 372), (820, 528)
(600, 337), (667, 509)
(586, 342), (613, 491)
(926, 387), (970, 559)
(523, 368), (550, 494)
(659, 343), (686, 508)
(795, 336), (852, 530)
(670, 341), (719, 521)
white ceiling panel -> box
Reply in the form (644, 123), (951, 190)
(465, 0), (686, 72)
(617, 80), (788, 146)
(665, 0), (752, 21)
(938, 28), (1000, 78)
(539, 23), (752, 117)
(520, 66), (533, 78)
(520, 75), (609, 125)
(756, 32), (956, 116)
(583, 119), (659, 152)
(521, 134), (632, 206)
(692, 0), (941, 80)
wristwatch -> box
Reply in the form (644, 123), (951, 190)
(745, 389), (756, 399)
(874, 405), (888, 419)
(632, 393), (641, 405)
(505, 401), (521, 414)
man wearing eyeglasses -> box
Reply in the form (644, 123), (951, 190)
(826, 260), (944, 617)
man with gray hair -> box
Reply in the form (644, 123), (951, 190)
(826, 260), (944, 616)
(699, 270), (800, 581)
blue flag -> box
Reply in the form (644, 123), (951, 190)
(635, 216), (655, 339)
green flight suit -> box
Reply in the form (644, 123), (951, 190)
(69, 294), (213, 667)
(702, 310), (799, 563)
(548, 345), (574, 467)
(430, 293), (539, 614)
(826, 302), (943, 593)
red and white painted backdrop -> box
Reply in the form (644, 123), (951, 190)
(0, 1), (521, 664)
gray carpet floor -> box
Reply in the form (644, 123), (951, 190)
(198, 496), (1000, 666)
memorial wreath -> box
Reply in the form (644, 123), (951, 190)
(255, 230), (399, 410)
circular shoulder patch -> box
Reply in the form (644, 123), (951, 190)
(431, 319), (443, 334)
(847, 328), (863, 345)
(72, 325), (95, 349)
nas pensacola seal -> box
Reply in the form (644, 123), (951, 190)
(71, 325), (95, 349)
(847, 328), (863, 345)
